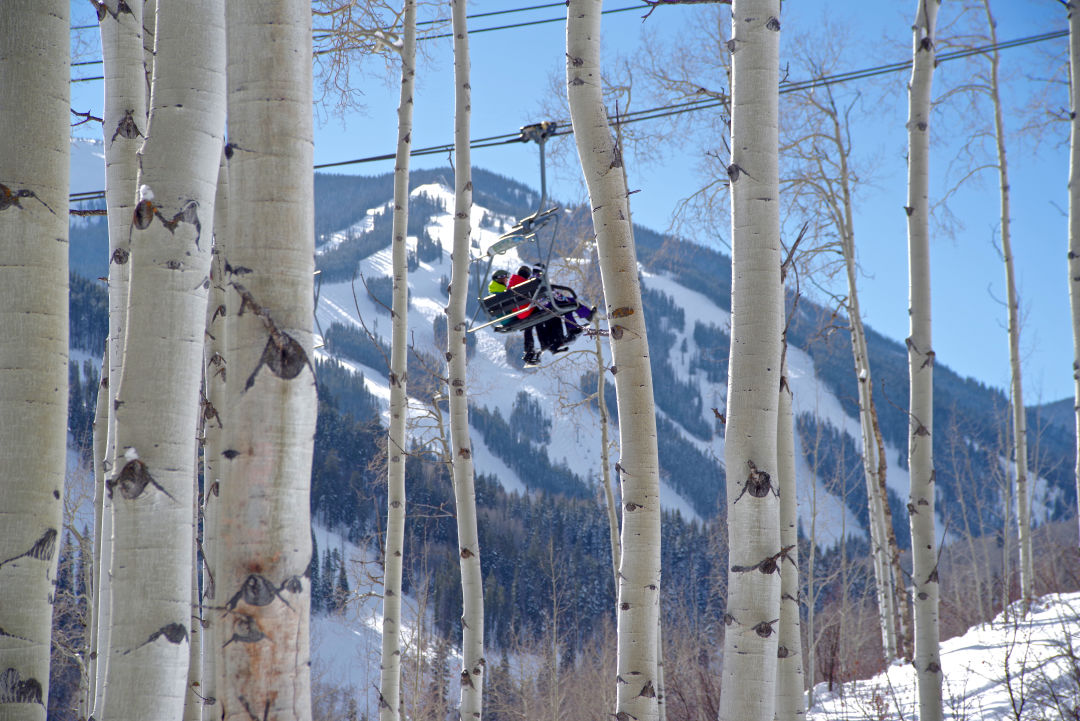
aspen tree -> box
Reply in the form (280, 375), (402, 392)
(718, 1), (783, 720)
(199, 158), (229, 721)
(566, 3), (662, 720)
(380, 2), (417, 719)
(216, 1), (317, 718)
(0, 4), (69, 719)
(447, 1), (486, 717)
(91, 3), (149, 710)
(789, 71), (908, 662)
(596, 329), (621, 593)
(975, 0), (1035, 610)
(101, 0), (226, 717)
(89, 347), (109, 718)
(906, 1), (944, 719)
(1068, 0), (1080, 548)
(775, 279), (805, 721)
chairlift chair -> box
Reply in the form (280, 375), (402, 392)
(471, 121), (584, 335)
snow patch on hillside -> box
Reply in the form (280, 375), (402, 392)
(808, 592), (1080, 720)
(313, 179), (902, 543)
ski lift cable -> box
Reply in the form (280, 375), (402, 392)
(71, 2), (647, 73)
(68, 29), (1066, 202)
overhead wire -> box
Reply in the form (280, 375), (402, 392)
(69, 28), (1067, 203)
(72, 1), (645, 78)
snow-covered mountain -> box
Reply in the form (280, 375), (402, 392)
(65, 154), (1077, 543)
(62, 144), (1080, 718)
(312, 179), (865, 540)
(303, 171), (1074, 547)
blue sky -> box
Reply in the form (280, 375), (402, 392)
(70, 0), (1074, 402)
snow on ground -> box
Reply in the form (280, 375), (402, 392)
(311, 523), (463, 719)
(808, 592), (1080, 720)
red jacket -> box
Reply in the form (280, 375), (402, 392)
(507, 273), (533, 318)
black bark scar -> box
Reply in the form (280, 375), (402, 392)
(232, 282), (314, 390)
(107, 458), (176, 502)
(0, 529), (58, 569)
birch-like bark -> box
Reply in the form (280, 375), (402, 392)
(843, 231), (898, 661)
(200, 152), (229, 721)
(380, 3), (416, 719)
(906, 2), (943, 719)
(102, 1), (226, 718)
(0, 5), (69, 719)
(1068, 0), (1080, 550)
(979, 0), (1033, 609)
(567, 3), (662, 720)
(94, 4), (148, 712)
(98, 0), (146, 395)
(185, 489), (204, 721)
(88, 347), (109, 716)
(217, 2), (316, 719)
(776, 348), (805, 721)
(597, 330), (621, 593)
(448, 2), (486, 717)
(719, 2), (783, 720)
(871, 395), (912, 661)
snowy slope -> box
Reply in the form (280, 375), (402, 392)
(314, 181), (883, 543)
(808, 592), (1080, 720)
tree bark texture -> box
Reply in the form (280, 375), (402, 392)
(447, 2), (486, 719)
(597, 330), (621, 595)
(102, 0), (226, 718)
(199, 157), (229, 721)
(217, 2), (316, 719)
(843, 229), (899, 662)
(775, 351), (805, 721)
(566, 2), (662, 720)
(0, 4), (69, 719)
(980, 0), (1032, 609)
(906, 2), (943, 720)
(719, 2), (783, 720)
(1069, 0), (1080, 550)
(380, 3), (417, 719)
(89, 346), (109, 716)
(93, 4), (149, 713)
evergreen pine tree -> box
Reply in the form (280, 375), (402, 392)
(322, 549), (336, 612)
(335, 547), (350, 610)
(310, 532), (321, 614)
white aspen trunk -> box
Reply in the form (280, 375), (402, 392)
(804, 510), (816, 710)
(102, 0), (226, 717)
(775, 350), (805, 721)
(871, 396), (913, 661)
(906, 2), (944, 719)
(88, 348), (109, 716)
(597, 330), (621, 593)
(448, 2), (486, 717)
(185, 486), (204, 721)
(981, 0), (1033, 610)
(217, 2), (316, 719)
(1068, 0), (1080, 550)
(98, 0), (146, 395)
(94, 4), (147, 713)
(0, 4), (69, 719)
(566, 3), (662, 720)
(200, 153), (229, 721)
(815, 95), (902, 661)
(843, 241), (898, 661)
(719, 1), (783, 720)
(380, 3), (417, 719)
